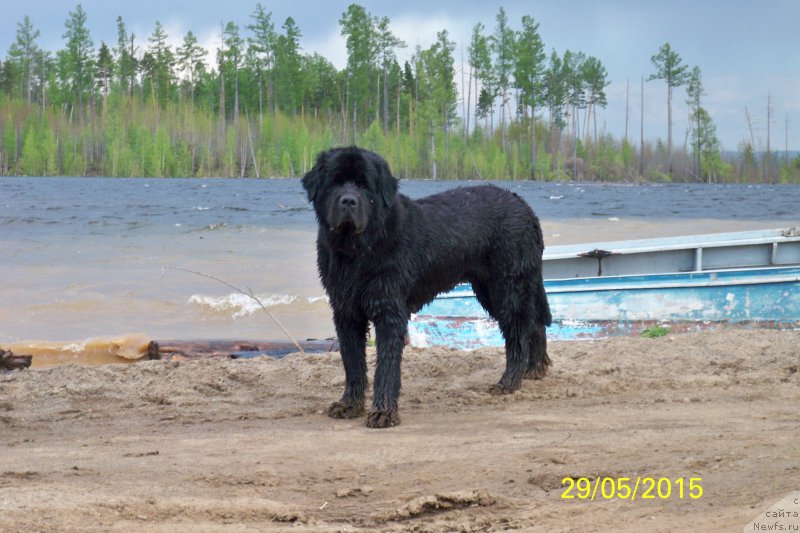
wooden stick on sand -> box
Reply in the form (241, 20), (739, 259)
(166, 267), (306, 355)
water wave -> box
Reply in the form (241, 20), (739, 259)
(189, 292), (329, 318)
(189, 292), (297, 318)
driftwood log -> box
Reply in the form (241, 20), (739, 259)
(1, 348), (33, 371)
(148, 339), (339, 361)
(0, 339), (339, 369)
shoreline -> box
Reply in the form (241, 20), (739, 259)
(3, 216), (795, 346)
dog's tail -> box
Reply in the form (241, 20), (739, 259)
(534, 271), (553, 327)
(539, 297), (553, 327)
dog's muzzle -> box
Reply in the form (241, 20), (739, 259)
(328, 186), (367, 234)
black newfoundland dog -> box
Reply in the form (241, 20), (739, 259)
(302, 147), (551, 428)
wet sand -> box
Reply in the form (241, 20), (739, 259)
(2, 328), (798, 531)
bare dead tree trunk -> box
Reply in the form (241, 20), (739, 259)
(640, 76), (645, 177)
(766, 91), (773, 182)
(624, 78), (629, 144)
(430, 125), (437, 180)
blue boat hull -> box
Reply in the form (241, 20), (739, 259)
(409, 266), (800, 347)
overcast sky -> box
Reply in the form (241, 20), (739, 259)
(3, 0), (799, 151)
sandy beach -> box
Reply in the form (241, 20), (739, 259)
(2, 328), (798, 531)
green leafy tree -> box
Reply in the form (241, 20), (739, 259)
(0, 60), (18, 97)
(18, 117), (56, 176)
(648, 42), (690, 173)
(0, 5), (786, 183)
(40, 120), (57, 175)
(18, 120), (40, 175)
(3, 117), (18, 173)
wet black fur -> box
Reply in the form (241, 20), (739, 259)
(302, 146), (552, 428)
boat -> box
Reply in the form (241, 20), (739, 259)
(409, 227), (800, 347)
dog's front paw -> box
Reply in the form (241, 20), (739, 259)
(365, 409), (400, 428)
(327, 400), (365, 419)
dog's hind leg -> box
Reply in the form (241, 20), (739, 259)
(470, 279), (496, 317)
(524, 322), (550, 379)
(490, 321), (529, 395)
(524, 270), (551, 379)
(327, 314), (368, 419)
(487, 277), (532, 395)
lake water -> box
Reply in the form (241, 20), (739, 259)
(1, 177), (798, 362)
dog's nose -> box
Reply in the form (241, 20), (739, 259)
(339, 193), (359, 209)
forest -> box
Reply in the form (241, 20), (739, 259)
(1, 3), (798, 182)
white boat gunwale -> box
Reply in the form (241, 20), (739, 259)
(431, 266), (800, 300)
(542, 227), (800, 262)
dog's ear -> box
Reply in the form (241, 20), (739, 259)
(302, 151), (327, 202)
(375, 158), (398, 208)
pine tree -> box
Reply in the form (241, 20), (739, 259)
(468, 24), (493, 134)
(580, 56), (608, 143)
(114, 17), (137, 97)
(147, 21), (175, 107)
(247, 3), (276, 122)
(693, 107), (722, 182)
(685, 66), (703, 178)
(648, 42), (690, 175)
(8, 16), (41, 103)
(513, 15), (545, 178)
(62, 4), (95, 117)
(177, 31), (206, 106)
(274, 17), (303, 115)
(417, 30), (456, 179)
(340, 4), (377, 140)
(95, 42), (113, 102)
(222, 22), (244, 126)
(375, 16), (406, 134)
(491, 7), (515, 153)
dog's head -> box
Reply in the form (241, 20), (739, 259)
(302, 147), (398, 239)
